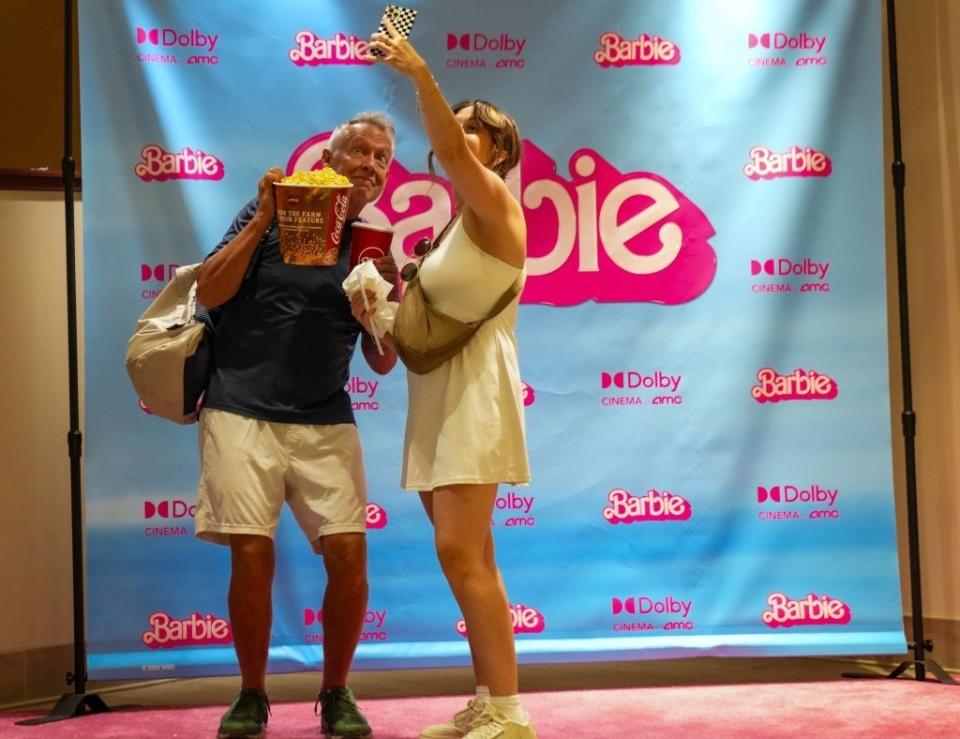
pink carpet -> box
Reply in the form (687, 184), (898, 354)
(2, 681), (959, 737)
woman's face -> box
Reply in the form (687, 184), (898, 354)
(456, 105), (502, 172)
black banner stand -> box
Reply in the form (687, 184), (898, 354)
(842, 0), (958, 686)
(17, 0), (112, 724)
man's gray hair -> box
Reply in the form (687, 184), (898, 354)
(329, 111), (396, 154)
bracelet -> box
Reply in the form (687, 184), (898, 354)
(415, 77), (440, 111)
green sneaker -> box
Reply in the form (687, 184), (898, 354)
(316, 686), (372, 738)
(217, 689), (270, 738)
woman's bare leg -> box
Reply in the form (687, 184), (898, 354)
(421, 484), (517, 696)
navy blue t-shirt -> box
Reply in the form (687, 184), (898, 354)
(203, 198), (361, 425)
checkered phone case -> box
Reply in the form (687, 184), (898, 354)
(370, 5), (418, 57)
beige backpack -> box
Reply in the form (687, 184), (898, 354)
(125, 263), (211, 424)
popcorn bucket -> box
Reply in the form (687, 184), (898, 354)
(273, 181), (353, 266)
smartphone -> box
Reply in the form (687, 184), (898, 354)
(369, 5), (418, 58)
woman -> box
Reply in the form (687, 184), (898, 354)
(354, 19), (535, 739)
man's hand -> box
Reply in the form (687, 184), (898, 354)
(350, 289), (379, 335)
(255, 167), (284, 223)
(372, 254), (398, 285)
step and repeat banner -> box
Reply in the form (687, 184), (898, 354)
(79, 0), (904, 679)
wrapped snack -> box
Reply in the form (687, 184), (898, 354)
(342, 260), (398, 354)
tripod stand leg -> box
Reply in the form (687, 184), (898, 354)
(15, 692), (111, 725)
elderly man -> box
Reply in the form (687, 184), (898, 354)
(195, 112), (398, 739)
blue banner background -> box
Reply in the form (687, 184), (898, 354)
(79, 0), (904, 679)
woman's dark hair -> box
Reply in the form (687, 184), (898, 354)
(429, 99), (521, 179)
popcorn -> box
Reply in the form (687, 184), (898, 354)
(279, 167), (352, 187)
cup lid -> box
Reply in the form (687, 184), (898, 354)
(352, 221), (394, 233)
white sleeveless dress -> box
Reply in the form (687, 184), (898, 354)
(401, 215), (531, 491)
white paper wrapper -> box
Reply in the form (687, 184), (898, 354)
(342, 260), (398, 353)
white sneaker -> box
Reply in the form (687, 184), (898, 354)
(419, 698), (489, 739)
(461, 703), (537, 739)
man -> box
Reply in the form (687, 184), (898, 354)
(195, 112), (398, 739)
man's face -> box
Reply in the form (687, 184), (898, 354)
(323, 123), (393, 214)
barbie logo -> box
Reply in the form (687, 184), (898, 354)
(457, 603), (545, 637)
(743, 146), (832, 180)
(286, 135), (715, 305)
(141, 612), (232, 649)
(751, 368), (838, 403)
(762, 593), (851, 628)
(603, 488), (692, 523)
(521, 381), (535, 406)
(594, 32), (680, 67)
(135, 145), (224, 182)
(289, 32), (373, 66)
(366, 503), (388, 529)
(520, 142), (716, 305)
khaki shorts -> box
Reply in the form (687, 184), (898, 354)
(195, 409), (367, 552)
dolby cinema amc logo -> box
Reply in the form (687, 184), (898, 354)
(756, 483), (840, 522)
(445, 31), (527, 70)
(747, 31), (828, 68)
(139, 262), (180, 300)
(135, 26), (220, 65)
(611, 595), (694, 633)
(303, 607), (388, 645)
(750, 257), (831, 295)
(143, 499), (195, 538)
(600, 370), (683, 408)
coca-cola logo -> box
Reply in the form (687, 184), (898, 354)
(761, 593), (851, 628)
(135, 145), (224, 182)
(285, 134), (716, 306)
(594, 32), (681, 67)
(457, 603), (545, 637)
(751, 368), (838, 403)
(141, 611), (232, 649)
(602, 488), (692, 523)
(331, 190), (350, 244)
